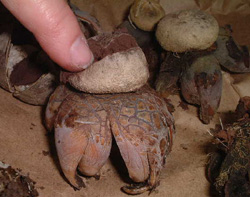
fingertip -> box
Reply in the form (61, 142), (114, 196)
(2, 0), (94, 72)
(67, 36), (94, 72)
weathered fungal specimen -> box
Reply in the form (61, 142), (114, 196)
(63, 29), (149, 94)
(156, 9), (219, 52)
(0, 2), (175, 194)
(129, 0), (165, 32)
(181, 55), (222, 124)
(155, 48), (223, 124)
(155, 11), (250, 124)
(45, 85), (175, 194)
(155, 9), (223, 123)
(155, 24), (250, 124)
(45, 4), (175, 194)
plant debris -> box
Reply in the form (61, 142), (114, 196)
(0, 161), (39, 197)
(207, 97), (250, 197)
(178, 101), (189, 111)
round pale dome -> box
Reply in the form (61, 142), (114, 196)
(156, 9), (219, 52)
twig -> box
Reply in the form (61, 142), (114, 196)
(219, 117), (224, 130)
(206, 129), (228, 149)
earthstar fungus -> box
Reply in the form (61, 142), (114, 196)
(46, 4), (175, 195)
(45, 84), (175, 194)
(155, 9), (222, 123)
(64, 29), (149, 94)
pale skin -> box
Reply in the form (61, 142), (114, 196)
(1, 0), (93, 72)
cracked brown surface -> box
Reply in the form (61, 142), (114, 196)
(45, 85), (174, 194)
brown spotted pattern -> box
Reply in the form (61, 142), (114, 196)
(45, 85), (175, 194)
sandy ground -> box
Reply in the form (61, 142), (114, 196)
(0, 0), (250, 196)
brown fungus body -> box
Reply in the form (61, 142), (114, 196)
(181, 55), (222, 124)
(64, 30), (149, 94)
(45, 85), (175, 194)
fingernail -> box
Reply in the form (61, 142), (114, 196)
(70, 36), (94, 70)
